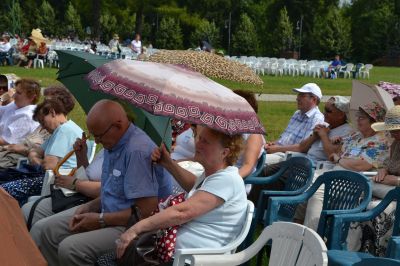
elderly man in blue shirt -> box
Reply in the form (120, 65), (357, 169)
(39, 100), (172, 266)
(264, 83), (325, 164)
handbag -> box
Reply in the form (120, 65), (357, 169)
(50, 184), (90, 213)
(116, 205), (159, 266)
(117, 193), (186, 266)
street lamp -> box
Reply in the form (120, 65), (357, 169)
(296, 15), (303, 59)
(224, 12), (232, 56)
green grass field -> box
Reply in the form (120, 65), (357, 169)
(1, 65), (399, 141)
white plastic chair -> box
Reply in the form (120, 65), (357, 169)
(190, 222), (328, 266)
(338, 63), (354, 78)
(360, 64), (373, 79)
(172, 200), (255, 266)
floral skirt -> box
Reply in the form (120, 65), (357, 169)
(1, 175), (44, 205)
(347, 199), (396, 256)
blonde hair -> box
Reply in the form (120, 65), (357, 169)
(212, 129), (243, 166)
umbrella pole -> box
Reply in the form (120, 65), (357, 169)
(160, 118), (171, 151)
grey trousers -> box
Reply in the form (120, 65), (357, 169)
(22, 197), (60, 246)
(38, 205), (125, 266)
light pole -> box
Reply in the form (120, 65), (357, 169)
(296, 15), (303, 59)
(224, 12), (232, 56)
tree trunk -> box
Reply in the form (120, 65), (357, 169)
(135, 3), (144, 35)
(92, 0), (101, 40)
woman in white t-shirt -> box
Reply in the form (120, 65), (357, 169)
(130, 34), (141, 54)
(116, 127), (248, 257)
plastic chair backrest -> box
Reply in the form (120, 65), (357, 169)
(320, 170), (370, 211)
(173, 200), (254, 266)
(278, 156), (314, 218)
(315, 170), (372, 240)
(190, 222), (328, 266)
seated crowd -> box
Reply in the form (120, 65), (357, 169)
(0, 77), (399, 265)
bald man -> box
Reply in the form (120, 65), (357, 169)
(39, 100), (172, 266)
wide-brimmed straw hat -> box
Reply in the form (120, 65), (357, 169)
(372, 105), (400, 131)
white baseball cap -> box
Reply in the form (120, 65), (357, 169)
(292, 83), (322, 99)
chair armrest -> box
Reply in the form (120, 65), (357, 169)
(261, 189), (306, 197)
(244, 175), (278, 185)
(265, 194), (309, 226)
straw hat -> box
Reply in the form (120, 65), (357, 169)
(372, 105), (400, 131)
(29, 28), (49, 45)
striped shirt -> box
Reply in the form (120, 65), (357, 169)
(277, 106), (324, 146)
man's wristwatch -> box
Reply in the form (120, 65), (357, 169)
(99, 212), (106, 228)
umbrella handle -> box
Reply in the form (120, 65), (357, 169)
(53, 133), (88, 176)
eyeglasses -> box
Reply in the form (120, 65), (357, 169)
(324, 108), (333, 114)
(90, 124), (115, 140)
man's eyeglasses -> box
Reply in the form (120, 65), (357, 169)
(90, 124), (115, 140)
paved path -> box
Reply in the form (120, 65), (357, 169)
(256, 94), (351, 102)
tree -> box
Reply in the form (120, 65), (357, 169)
(190, 20), (220, 48)
(271, 7), (294, 55)
(351, 0), (398, 62)
(310, 7), (352, 59)
(232, 13), (259, 56)
(155, 17), (183, 49)
(65, 2), (84, 39)
(100, 10), (118, 42)
(9, 0), (23, 35)
(37, 0), (56, 36)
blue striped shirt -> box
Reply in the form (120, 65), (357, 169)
(277, 107), (324, 146)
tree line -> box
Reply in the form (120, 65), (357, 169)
(0, 0), (399, 64)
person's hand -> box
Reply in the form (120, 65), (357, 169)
(116, 228), (139, 259)
(69, 203), (92, 229)
(265, 144), (280, 154)
(329, 153), (340, 163)
(5, 144), (28, 154)
(54, 174), (75, 189)
(69, 213), (101, 233)
(379, 175), (398, 186)
(151, 143), (172, 167)
(373, 168), (388, 183)
(73, 133), (88, 159)
(330, 136), (343, 145)
(314, 125), (330, 136)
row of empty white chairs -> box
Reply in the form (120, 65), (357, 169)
(226, 55), (373, 79)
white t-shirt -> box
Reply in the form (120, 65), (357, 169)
(85, 149), (104, 181)
(175, 166), (247, 250)
(171, 128), (195, 161)
(131, 40), (141, 53)
(0, 42), (11, 52)
(307, 123), (353, 164)
(0, 102), (39, 144)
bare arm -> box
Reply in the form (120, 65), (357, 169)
(42, 155), (60, 170)
(266, 143), (302, 153)
(315, 127), (342, 156)
(152, 144), (197, 192)
(239, 134), (263, 178)
(27, 146), (45, 166)
(116, 191), (223, 258)
(298, 134), (319, 153)
(75, 180), (101, 199)
(330, 153), (373, 172)
(0, 137), (9, 145)
(70, 196), (159, 233)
